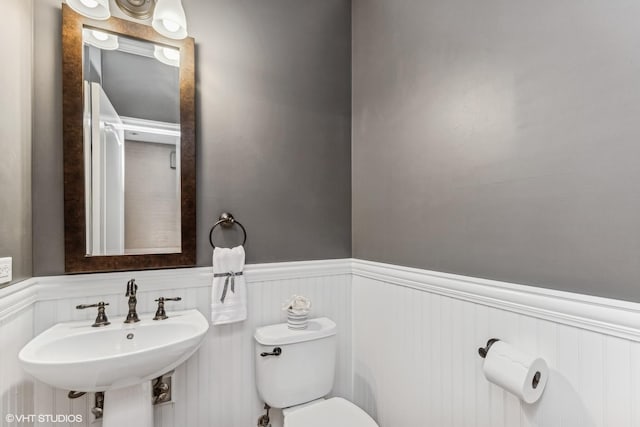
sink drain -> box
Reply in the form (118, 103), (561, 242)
(126, 333), (134, 340)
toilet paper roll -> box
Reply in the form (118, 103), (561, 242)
(482, 341), (548, 404)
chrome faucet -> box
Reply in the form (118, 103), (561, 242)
(124, 278), (140, 323)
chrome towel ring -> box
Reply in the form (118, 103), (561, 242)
(209, 212), (247, 248)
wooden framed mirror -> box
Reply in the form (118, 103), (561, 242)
(62, 4), (196, 273)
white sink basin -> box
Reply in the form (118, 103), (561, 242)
(19, 309), (209, 392)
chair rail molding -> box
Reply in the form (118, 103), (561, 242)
(0, 278), (38, 322)
(0, 259), (352, 312)
(352, 259), (640, 342)
(2, 258), (640, 341)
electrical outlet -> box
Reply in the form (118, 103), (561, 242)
(0, 257), (12, 284)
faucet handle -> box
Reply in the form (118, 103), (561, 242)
(153, 297), (182, 320)
(76, 301), (110, 327)
(76, 301), (110, 309)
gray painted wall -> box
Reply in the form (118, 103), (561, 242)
(352, 0), (640, 302)
(32, 0), (351, 275)
(0, 0), (33, 284)
(102, 48), (180, 124)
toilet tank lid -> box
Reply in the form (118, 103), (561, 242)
(254, 317), (336, 346)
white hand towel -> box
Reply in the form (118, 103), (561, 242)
(211, 246), (247, 325)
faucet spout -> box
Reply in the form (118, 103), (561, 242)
(126, 278), (137, 297)
(124, 279), (140, 324)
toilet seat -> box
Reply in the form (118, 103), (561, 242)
(284, 397), (378, 427)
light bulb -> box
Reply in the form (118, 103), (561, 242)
(154, 45), (180, 67)
(67, 0), (110, 20)
(91, 30), (109, 41)
(163, 47), (180, 61)
(162, 19), (181, 33)
(79, 0), (98, 7)
(83, 28), (119, 50)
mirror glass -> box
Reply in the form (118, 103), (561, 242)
(82, 28), (181, 256)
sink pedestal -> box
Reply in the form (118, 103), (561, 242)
(103, 382), (153, 427)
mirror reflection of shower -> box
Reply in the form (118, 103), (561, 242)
(83, 29), (181, 257)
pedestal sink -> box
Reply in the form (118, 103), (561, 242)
(19, 309), (209, 427)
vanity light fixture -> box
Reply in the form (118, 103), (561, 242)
(83, 28), (119, 50)
(154, 45), (180, 67)
(66, 0), (189, 40)
(66, 0), (110, 20)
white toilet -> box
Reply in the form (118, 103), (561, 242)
(254, 317), (378, 427)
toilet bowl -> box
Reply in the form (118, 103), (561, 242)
(254, 318), (379, 427)
(283, 397), (377, 427)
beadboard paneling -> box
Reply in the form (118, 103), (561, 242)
(352, 268), (640, 427)
(352, 259), (640, 341)
(29, 261), (352, 427)
(4, 258), (640, 427)
(0, 306), (35, 427)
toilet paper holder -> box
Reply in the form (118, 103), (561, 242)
(478, 338), (543, 390)
(477, 338), (500, 359)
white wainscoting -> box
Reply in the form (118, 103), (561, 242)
(351, 260), (640, 427)
(0, 305), (35, 427)
(3, 258), (640, 427)
(0, 259), (352, 427)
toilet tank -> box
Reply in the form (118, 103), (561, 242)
(254, 317), (337, 409)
